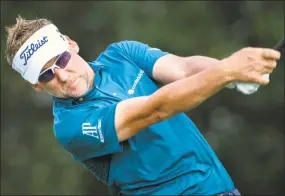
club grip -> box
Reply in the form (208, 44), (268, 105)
(273, 37), (284, 51)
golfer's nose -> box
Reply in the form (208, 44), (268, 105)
(54, 68), (68, 82)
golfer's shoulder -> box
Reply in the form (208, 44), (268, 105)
(52, 104), (76, 150)
(52, 100), (117, 130)
(105, 40), (148, 52)
(52, 101), (106, 122)
(52, 103), (105, 149)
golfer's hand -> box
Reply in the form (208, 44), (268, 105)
(221, 47), (281, 85)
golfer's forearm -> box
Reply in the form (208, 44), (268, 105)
(149, 65), (232, 119)
(115, 63), (232, 141)
(183, 56), (221, 77)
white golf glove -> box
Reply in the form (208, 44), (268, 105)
(226, 74), (269, 95)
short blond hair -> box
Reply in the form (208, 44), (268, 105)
(5, 15), (52, 65)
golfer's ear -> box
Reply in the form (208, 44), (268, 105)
(65, 35), (79, 53)
(32, 83), (42, 92)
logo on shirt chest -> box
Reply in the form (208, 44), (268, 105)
(128, 70), (144, 95)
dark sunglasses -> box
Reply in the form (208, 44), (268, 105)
(38, 50), (71, 83)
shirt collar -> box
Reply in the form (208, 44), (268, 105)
(52, 60), (107, 106)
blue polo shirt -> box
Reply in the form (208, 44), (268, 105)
(53, 41), (235, 195)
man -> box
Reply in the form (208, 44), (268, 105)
(5, 16), (280, 195)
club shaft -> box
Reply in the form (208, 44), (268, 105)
(273, 37), (284, 51)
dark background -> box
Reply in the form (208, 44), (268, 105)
(1, 1), (284, 195)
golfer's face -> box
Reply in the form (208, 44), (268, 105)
(36, 48), (94, 99)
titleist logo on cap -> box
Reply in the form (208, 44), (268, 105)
(20, 36), (48, 66)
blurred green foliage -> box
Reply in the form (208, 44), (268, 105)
(1, 1), (284, 195)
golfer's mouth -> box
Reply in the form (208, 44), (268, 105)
(67, 77), (80, 90)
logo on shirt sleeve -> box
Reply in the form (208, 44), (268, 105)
(82, 119), (104, 143)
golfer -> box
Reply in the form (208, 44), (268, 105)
(5, 16), (280, 195)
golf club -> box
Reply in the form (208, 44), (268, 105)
(273, 36), (284, 52)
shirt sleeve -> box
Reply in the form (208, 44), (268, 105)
(115, 40), (168, 78)
(54, 103), (123, 162)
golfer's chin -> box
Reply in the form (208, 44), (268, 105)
(63, 86), (88, 98)
(48, 87), (88, 99)
(48, 81), (90, 99)
(64, 80), (90, 98)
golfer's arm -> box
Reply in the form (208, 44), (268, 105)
(153, 54), (221, 85)
(116, 65), (233, 141)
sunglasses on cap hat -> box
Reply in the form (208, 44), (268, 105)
(38, 49), (71, 83)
